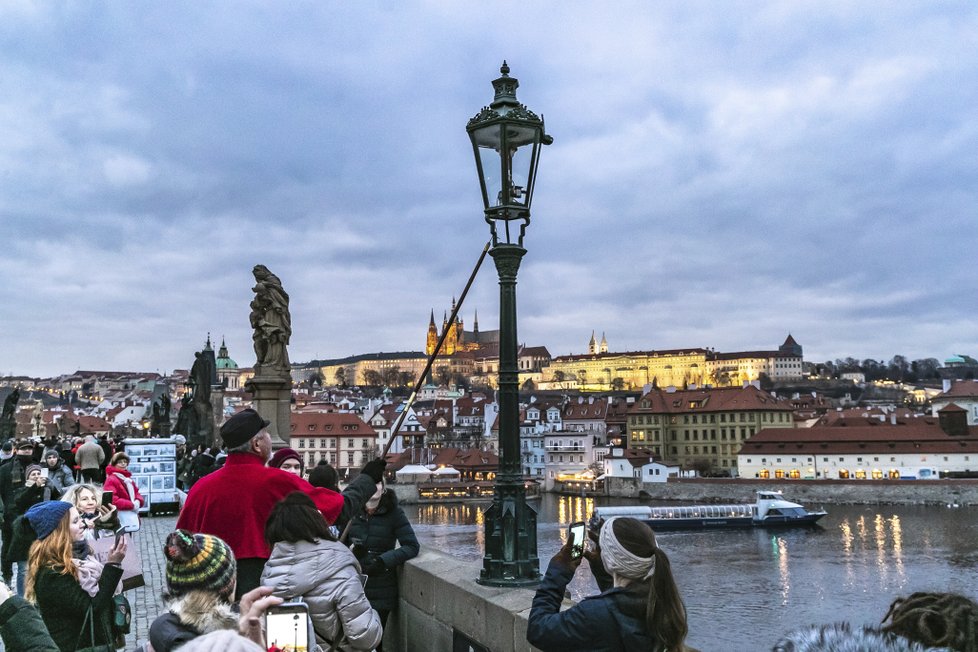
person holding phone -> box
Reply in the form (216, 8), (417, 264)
(7, 464), (63, 596)
(41, 448), (75, 495)
(527, 517), (693, 652)
(261, 492), (383, 651)
(62, 483), (119, 534)
(25, 500), (127, 651)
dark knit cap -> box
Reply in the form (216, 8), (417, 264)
(268, 447), (301, 470)
(26, 501), (72, 540)
(219, 409), (270, 448)
(25, 464), (43, 478)
(163, 530), (237, 600)
(308, 463), (339, 491)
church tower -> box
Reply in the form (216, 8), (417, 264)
(589, 331), (598, 355)
(426, 310), (439, 356)
(600, 332), (608, 354)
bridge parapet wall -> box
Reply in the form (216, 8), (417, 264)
(388, 547), (552, 652)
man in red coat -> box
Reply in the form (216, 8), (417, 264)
(176, 408), (384, 599)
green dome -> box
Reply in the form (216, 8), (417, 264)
(216, 356), (238, 369)
(945, 355), (966, 364)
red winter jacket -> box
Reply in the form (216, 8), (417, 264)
(176, 453), (344, 560)
(103, 465), (146, 511)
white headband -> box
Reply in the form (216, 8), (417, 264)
(599, 517), (656, 581)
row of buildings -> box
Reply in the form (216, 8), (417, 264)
(291, 312), (806, 391)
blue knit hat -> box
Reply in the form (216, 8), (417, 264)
(26, 501), (72, 540)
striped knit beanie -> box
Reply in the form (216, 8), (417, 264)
(163, 530), (236, 601)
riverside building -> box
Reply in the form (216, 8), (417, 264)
(626, 384), (796, 476)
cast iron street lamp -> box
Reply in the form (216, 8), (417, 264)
(468, 61), (552, 586)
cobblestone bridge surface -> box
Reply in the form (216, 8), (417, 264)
(126, 512), (178, 649)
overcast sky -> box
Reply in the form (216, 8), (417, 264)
(1, 2), (976, 378)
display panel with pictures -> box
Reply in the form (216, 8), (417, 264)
(124, 438), (179, 513)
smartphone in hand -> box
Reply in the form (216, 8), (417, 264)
(265, 601), (311, 650)
(101, 491), (113, 506)
(569, 521), (586, 560)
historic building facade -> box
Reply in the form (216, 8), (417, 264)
(626, 385), (796, 475)
(537, 334), (804, 391)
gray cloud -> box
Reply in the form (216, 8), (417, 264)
(1, 2), (976, 377)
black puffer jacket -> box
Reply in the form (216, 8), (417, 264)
(528, 560), (660, 652)
(346, 490), (419, 612)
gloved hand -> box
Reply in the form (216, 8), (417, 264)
(362, 554), (386, 576)
(360, 458), (387, 483)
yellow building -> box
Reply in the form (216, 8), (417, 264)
(626, 385), (796, 475)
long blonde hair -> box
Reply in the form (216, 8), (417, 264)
(25, 509), (79, 603)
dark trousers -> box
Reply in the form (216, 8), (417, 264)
(235, 557), (267, 601)
(0, 521), (12, 580)
(81, 468), (100, 483)
(377, 609), (390, 651)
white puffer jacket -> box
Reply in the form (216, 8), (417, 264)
(261, 539), (383, 652)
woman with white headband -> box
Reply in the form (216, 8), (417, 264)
(527, 517), (692, 652)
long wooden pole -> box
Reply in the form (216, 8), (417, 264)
(380, 241), (491, 459)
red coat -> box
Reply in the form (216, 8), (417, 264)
(104, 465), (145, 511)
(176, 453), (344, 560)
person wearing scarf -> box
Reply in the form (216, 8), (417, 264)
(24, 500), (127, 651)
(527, 516), (695, 652)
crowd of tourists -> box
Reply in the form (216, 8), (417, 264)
(1, 410), (977, 651)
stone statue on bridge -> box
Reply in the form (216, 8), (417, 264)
(0, 387), (20, 442)
(250, 264), (291, 377)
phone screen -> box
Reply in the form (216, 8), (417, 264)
(569, 521), (586, 560)
(40, 468), (49, 479)
(266, 604), (310, 652)
(101, 491), (113, 506)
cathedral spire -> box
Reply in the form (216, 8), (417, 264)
(429, 309), (436, 326)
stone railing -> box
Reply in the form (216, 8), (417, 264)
(385, 547), (555, 652)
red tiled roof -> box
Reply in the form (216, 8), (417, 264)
(430, 447), (499, 469)
(289, 412), (377, 437)
(742, 424), (978, 455)
(936, 380), (978, 400)
(630, 385), (792, 415)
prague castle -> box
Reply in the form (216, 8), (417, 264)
(425, 299), (499, 357)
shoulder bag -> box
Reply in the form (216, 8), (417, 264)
(74, 603), (114, 652)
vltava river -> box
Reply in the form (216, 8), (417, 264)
(404, 493), (978, 651)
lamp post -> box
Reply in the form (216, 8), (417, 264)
(468, 61), (552, 586)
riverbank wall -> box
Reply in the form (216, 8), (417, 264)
(386, 547), (545, 652)
(603, 477), (978, 505)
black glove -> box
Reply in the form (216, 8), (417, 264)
(363, 554), (386, 576)
(361, 458), (387, 483)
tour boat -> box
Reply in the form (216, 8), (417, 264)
(588, 491), (827, 532)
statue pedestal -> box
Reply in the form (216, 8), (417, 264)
(245, 375), (291, 449)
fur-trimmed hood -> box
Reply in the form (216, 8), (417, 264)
(167, 590), (238, 633)
(150, 590), (240, 652)
(772, 623), (952, 652)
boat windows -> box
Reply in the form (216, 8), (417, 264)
(871, 469), (883, 480)
(838, 469), (850, 479)
(758, 469), (770, 479)
(774, 469), (785, 479)
(888, 469), (900, 479)
(855, 469), (867, 480)
(788, 469), (800, 479)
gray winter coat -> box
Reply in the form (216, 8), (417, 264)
(261, 539), (383, 652)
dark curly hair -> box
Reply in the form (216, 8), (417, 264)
(881, 591), (978, 652)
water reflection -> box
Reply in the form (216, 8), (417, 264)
(404, 496), (978, 651)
